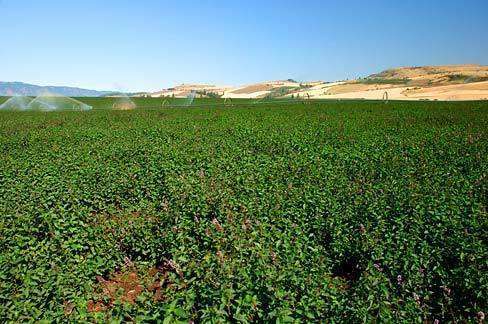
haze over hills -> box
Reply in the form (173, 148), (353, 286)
(3, 65), (488, 101)
(0, 82), (112, 97)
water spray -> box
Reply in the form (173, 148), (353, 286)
(224, 97), (233, 107)
(183, 91), (196, 107)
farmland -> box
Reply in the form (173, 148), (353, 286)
(0, 99), (487, 322)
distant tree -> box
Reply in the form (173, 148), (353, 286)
(207, 92), (222, 99)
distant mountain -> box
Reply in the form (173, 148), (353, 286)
(0, 82), (112, 97)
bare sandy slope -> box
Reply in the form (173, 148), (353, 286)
(282, 82), (346, 98)
(309, 65), (488, 101)
(147, 65), (488, 101)
(312, 82), (488, 101)
(370, 65), (488, 86)
(223, 80), (302, 99)
(404, 81), (488, 100)
(320, 87), (410, 100)
(223, 90), (273, 99)
(151, 84), (232, 98)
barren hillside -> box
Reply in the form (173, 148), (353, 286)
(293, 64), (488, 101)
(147, 65), (488, 101)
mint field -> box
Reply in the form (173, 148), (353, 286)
(0, 99), (486, 322)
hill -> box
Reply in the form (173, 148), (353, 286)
(148, 80), (322, 99)
(148, 84), (233, 98)
(0, 81), (111, 97)
(367, 64), (488, 86)
(4, 65), (488, 101)
(146, 65), (488, 101)
(287, 64), (488, 101)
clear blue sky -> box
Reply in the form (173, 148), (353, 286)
(1, 0), (487, 92)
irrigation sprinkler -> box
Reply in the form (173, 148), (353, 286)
(223, 97), (233, 107)
(306, 93), (312, 105)
(184, 91), (197, 107)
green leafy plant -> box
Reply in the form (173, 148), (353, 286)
(0, 98), (486, 322)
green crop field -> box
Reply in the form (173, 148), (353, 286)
(0, 99), (486, 322)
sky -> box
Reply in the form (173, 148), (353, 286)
(1, 0), (487, 92)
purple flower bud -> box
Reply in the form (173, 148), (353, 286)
(397, 275), (403, 285)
